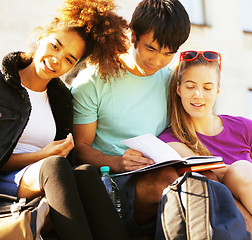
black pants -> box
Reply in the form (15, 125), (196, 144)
(39, 156), (129, 240)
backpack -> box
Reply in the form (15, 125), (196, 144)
(155, 172), (250, 240)
(0, 194), (49, 240)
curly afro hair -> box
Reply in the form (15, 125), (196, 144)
(57, 0), (129, 82)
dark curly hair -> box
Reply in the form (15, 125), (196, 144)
(57, 0), (129, 82)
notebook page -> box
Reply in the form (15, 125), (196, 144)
(121, 133), (182, 163)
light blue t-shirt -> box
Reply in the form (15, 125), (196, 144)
(71, 66), (171, 156)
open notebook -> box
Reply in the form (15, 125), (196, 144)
(114, 134), (225, 176)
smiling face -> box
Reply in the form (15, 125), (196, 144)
(177, 65), (220, 121)
(33, 30), (85, 81)
(132, 31), (175, 76)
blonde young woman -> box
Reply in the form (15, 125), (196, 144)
(159, 50), (252, 224)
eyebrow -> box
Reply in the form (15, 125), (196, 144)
(145, 44), (156, 50)
(56, 39), (78, 62)
(184, 80), (214, 85)
(144, 43), (174, 54)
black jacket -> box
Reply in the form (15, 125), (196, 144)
(0, 52), (74, 168)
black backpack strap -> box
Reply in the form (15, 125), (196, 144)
(0, 193), (18, 202)
(0, 193), (27, 216)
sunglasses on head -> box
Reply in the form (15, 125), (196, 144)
(180, 51), (221, 70)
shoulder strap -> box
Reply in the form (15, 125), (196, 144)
(185, 174), (211, 240)
(161, 186), (187, 240)
(0, 194), (18, 202)
(160, 173), (188, 240)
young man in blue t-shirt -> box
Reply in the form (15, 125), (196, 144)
(71, 0), (191, 238)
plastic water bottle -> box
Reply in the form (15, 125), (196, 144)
(100, 166), (122, 219)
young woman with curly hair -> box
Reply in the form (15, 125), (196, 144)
(0, 0), (129, 239)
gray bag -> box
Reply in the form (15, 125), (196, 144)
(155, 172), (250, 240)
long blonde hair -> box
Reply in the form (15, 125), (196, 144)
(168, 55), (220, 155)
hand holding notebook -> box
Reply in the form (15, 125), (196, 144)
(114, 134), (225, 176)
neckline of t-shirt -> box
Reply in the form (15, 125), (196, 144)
(196, 115), (226, 138)
(125, 68), (162, 80)
(22, 84), (47, 95)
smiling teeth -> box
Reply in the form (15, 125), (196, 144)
(192, 103), (203, 107)
(44, 59), (55, 72)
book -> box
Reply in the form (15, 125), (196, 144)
(114, 134), (225, 176)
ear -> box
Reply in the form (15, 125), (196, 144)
(131, 31), (136, 44)
(176, 82), (181, 97)
(217, 86), (220, 94)
(36, 34), (43, 45)
(131, 31), (139, 48)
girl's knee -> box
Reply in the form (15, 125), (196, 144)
(39, 156), (74, 191)
(40, 156), (72, 180)
(42, 156), (69, 169)
(224, 160), (252, 186)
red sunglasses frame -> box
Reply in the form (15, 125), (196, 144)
(180, 51), (221, 70)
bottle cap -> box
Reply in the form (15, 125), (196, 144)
(100, 166), (110, 173)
